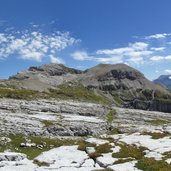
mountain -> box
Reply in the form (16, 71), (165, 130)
(2, 63), (171, 113)
(154, 75), (171, 89)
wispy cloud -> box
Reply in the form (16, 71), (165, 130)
(145, 33), (171, 40)
(0, 29), (78, 62)
(49, 54), (64, 64)
(165, 69), (171, 75)
(71, 42), (153, 65)
(71, 33), (171, 68)
(150, 55), (171, 61)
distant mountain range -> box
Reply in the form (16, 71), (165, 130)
(1, 63), (171, 113)
(154, 75), (171, 89)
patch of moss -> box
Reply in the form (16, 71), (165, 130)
(112, 94), (123, 105)
(106, 109), (116, 124)
(42, 120), (54, 128)
(108, 128), (121, 135)
(89, 152), (102, 160)
(77, 141), (96, 151)
(112, 144), (147, 160)
(162, 151), (171, 160)
(92, 168), (113, 171)
(142, 132), (167, 139)
(88, 143), (113, 160)
(149, 119), (169, 126)
(0, 88), (43, 100)
(95, 143), (112, 154)
(136, 157), (171, 171)
(48, 85), (108, 104)
(0, 134), (80, 160)
(33, 159), (50, 167)
(113, 158), (134, 164)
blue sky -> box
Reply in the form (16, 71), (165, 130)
(0, 0), (171, 80)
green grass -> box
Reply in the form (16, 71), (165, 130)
(33, 159), (50, 167)
(142, 132), (167, 139)
(77, 141), (96, 151)
(48, 85), (108, 103)
(112, 143), (147, 160)
(95, 143), (112, 154)
(0, 88), (43, 100)
(92, 169), (113, 171)
(113, 158), (134, 164)
(106, 109), (116, 124)
(42, 120), (54, 128)
(0, 134), (81, 160)
(0, 83), (108, 104)
(112, 94), (123, 105)
(136, 157), (171, 171)
(163, 151), (171, 160)
(88, 143), (113, 160)
(149, 119), (169, 126)
(108, 128), (121, 135)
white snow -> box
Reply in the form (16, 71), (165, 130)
(85, 138), (109, 145)
(35, 145), (101, 170)
(109, 132), (171, 160)
(108, 161), (142, 171)
(63, 114), (104, 123)
(97, 153), (118, 167)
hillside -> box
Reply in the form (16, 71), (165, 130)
(1, 63), (171, 113)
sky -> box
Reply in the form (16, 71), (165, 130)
(0, 0), (171, 80)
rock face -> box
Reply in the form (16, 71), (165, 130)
(81, 64), (171, 112)
(3, 63), (171, 113)
(8, 64), (83, 91)
(0, 99), (109, 136)
(154, 75), (171, 89)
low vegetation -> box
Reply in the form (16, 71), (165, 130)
(112, 143), (147, 160)
(42, 120), (54, 128)
(148, 119), (169, 126)
(77, 141), (96, 151)
(0, 134), (82, 159)
(108, 128), (121, 135)
(48, 85), (108, 103)
(89, 143), (113, 160)
(142, 131), (167, 139)
(136, 157), (171, 171)
(113, 158), (134, 164)
(106, 109), (116, 124)
(33, 159), (50, 167)
(0, 83), (109, 104)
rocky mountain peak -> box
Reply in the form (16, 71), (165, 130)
(154, 75), (171, 89)
(84, 63), (145, 81)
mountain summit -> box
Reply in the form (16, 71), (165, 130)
(154, 75), (171, 89)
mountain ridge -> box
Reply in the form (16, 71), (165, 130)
(1, 63), (171, 113)
(154, 75), (171, 89)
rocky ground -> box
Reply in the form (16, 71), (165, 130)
(1, 99), (171, 170)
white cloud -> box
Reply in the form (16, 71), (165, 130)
(150, 55), (171, 61)
(72, 41), (154, 65)
(71, 51), (92, 61)
(165, 69), (171, 74)
(49, 55), (64, 64)
(0, 30), (77, 62)
(165, 55), (171, 60)
(129, 42), (148, 50)
(96, 42), (149, 56)
(150, 47), (165, 51)
(95, 56), (123, 64)
(145, 33), (171, 39)
(128, 56), (144, 64)
(150, 56), (164, 61)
